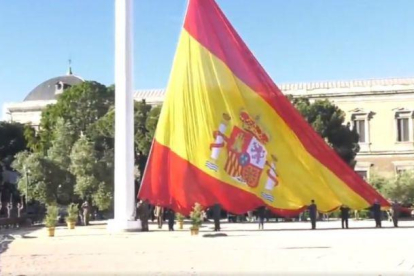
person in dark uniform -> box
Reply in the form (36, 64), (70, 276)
(212, 204), (221, 231)
(154, 206), (164, 229)
(257, 206), (266, 230)
(390, 201), (401, 227)
(372, 200), (382, 228)
(136, 200), (149, 231)
(167, 208), (175, 231)
(340, 205), (350, 229)
(308, 200), (317, 230)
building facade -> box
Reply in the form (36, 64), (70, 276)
(3, 76), (414, 178)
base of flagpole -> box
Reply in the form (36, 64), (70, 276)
(107, 219), (142, 232)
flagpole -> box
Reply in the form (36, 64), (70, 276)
(108, 0), (141, 232)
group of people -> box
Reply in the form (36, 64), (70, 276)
(137, 203), (176, 232)
(306, 199), (402, 230)
(135, 199), (404, 232)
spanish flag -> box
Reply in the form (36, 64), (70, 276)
(139, 0), (389, 215)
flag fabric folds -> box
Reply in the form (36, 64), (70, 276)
(138, 0), (389, 215)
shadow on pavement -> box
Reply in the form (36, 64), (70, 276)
(202, 233), (228, 238)
(0, 226), (41, 255)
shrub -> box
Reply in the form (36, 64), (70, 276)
(190, 203), (203, 228)
(45, 205), (59, 228)
(176, 213), (185, 221)
(66, 203), (79, 223)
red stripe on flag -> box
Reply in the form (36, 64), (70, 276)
(139, 140), (306, 217)
(183, 0), (388, 207)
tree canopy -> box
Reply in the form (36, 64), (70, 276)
(289, 96), (360, 167)
(0, 121), (27, 167)
(12, 81), (160, 210)
(370, 171), (414, 205)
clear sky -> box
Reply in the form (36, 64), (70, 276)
(1, 0), (414, 106)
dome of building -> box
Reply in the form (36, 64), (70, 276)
(24, 74), (83, 102)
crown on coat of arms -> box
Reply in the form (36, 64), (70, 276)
(239, 111), (269, 144)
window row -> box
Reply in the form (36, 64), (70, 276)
(351, 110), (414, 143)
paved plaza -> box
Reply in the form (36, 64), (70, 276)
(1, 219), (414, 275)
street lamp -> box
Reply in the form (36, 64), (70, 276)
(24, 166), (30, 207)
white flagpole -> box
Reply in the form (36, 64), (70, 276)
(108, 0), (141, 232)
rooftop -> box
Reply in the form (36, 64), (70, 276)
(134, 77), (414, 101)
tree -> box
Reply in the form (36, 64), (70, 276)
(37, 81), (114, 153)
(70, 136), (112, 210)
(0, 121), (27, 166)
(13, 151), (72, 205)
(289, 97), (360, 167)
(0, 122), (29, 202)
(369, 173), (391, 194)
(48, 118), (77, 168)
(385, 171), (414, 205)
(90, 100), (162, 178)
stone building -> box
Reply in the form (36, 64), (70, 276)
(2, 68), (83, 129)
(3, 75), (414, 178)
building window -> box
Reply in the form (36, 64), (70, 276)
(397, 117), (410, 142)
(355, 170), (368, 180)
(394, 109), (413, 143)
(353, 119), (366, 143)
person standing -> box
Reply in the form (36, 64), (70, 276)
(167, 209), (175, 231)
(258, 206), (266, 230)
(212, 204), (221, 231)
(81, 200), (90, 226)
(372, 200), (382, 228)
(137, 200), (149, 231)
(308, 200), (317, 230)
(154, 206), (164, 229)
(390, 201), (401, 227)
(340, 205), (350, 229)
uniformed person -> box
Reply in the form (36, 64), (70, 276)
(167, 208), (175, 231)
(372, 200), (382, 228)
(154, 206), (164, 229)
(212, 204), (221, 231)
(390, 201), (401, 227)
(340, 205), (350, 229)
(137, 200), (149, 231)
(257, 206), (266, 230)
(308, 200), (317, 230)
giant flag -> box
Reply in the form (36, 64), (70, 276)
(139, 0), (389, 216)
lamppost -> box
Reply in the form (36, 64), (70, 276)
(24, 166), (30, 207)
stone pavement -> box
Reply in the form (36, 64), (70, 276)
(1, 219), (414, 275)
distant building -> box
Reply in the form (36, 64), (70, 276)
(133, 78), (414, 179)
(2, 67), (83, 129)
(3, 74), (414, 178)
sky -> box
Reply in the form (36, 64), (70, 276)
(1, 0), (414, 106)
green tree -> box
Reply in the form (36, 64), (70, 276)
(369, 173), (391, 194)
(70, 136), (112, 210)
(90, 100), (161, 178)
(48, 118), (76, 168)
(37, 81), (114, 153)
(289, 97), (360, 167)
(0, 121), (27, 166)
(385, 171), (414, 205)
(23, 124), (41, 152)
(13, 151), (72, 205)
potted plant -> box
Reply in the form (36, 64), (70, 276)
(45, 205), (59, 237)
(66, 203), (78, 229)
(176, 213), (185, 230)
(190, 203), (203, 235)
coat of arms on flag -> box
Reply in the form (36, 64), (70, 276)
(207, 111), (280, 191)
